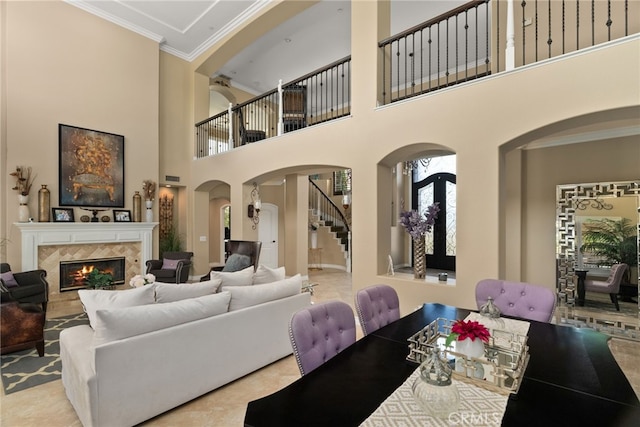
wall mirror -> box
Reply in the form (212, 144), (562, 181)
(556, 180), (639, 337)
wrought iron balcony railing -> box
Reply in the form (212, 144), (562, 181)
(195, 57), (351, 159)
(196, 0), (637, 157)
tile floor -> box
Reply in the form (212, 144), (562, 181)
(1, 269), (638, 426)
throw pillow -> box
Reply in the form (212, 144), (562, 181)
(222, 253), (252, 272)
(0, 271), (19, 288)
(154, 279), (222, 303)
(79, 284), (156, 329)
(161, 258), (181, 270)
(210, 265), (254, 287)
(253, 265), (286, 285)
(92, 292), (231, 347)
(224, 274), (302, 311)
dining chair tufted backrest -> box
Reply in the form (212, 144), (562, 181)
(475, 279), (557, 323)
(289, 300), (356, 376)
(355, 284), (400, 336)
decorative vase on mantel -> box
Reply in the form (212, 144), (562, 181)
(18, 194), (30, 222)
(133, 191), (142, 222)
(413, 236), (426, 279)
(38, 185), (50, 222)
(145, 200), (153, 222)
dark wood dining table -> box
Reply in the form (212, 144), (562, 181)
(244, 303), (640, 426)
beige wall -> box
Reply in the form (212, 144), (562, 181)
(520, 138), (640, 288)
(188, 1), (639, 313)
(2, 1), (159, 268)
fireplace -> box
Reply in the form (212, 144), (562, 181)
(60, 257), (126, 291)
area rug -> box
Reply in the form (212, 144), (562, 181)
(1, 312), (88, 394)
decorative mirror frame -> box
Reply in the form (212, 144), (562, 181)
(556, 180), (640, 308)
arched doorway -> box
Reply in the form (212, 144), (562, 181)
(412, 154), (457, 272)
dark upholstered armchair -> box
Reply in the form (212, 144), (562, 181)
(1, 292), (46, 357)
(200, 240), (262, 281)
(0, 263), (49, 313)
(145, 251), (193, 284)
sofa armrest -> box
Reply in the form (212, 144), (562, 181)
(13, 269), (48, 287)
(175, 260), (192, 283)
(200, 265), (224, 281)
(8, 270), (49, 309)
(145, 260), (163, 274)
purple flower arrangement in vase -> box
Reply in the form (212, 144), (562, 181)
(399, 203), (440, 279)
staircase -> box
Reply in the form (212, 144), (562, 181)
(308, 177), (352, 271)
(309, 211), (350, 268)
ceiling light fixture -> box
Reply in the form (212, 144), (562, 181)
(402, 158), (431, 175)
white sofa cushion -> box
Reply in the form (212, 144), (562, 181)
(154, 279), (222, 303)
(253, 265), (286, 285)
(210, 265), (254, 287)
(224, 274), (302, 311)
(92, 292), (231, 347)
(79, 285), (156, 329)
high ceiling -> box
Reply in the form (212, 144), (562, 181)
(66, 0), (463, 95)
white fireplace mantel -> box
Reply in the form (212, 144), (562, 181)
(14, 222), (158, 271)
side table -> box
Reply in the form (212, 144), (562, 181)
(575, 269), (588, 306)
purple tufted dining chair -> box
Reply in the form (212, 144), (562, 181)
(289, 300), (356, 376)
(355, 284), (400, 336)
(475, 279), (557, 323)
(584, 263), (628, 311)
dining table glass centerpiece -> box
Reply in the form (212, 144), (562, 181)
(399, 203), (439, 279)
(412, 350), (460, 418)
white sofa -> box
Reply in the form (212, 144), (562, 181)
(60, 270), (310, 427)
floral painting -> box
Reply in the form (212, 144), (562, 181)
(59, 124), (124, 208)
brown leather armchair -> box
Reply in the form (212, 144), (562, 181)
(200, 240), (262, 281)
(1, 292), (46, 357)
(145, 251), (193, 284)
(0, 263), (49, 313)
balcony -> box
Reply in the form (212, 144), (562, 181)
(195, 0), (638, 159)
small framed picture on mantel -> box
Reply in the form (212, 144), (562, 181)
(52, 207), (75, 222)
(113, 209), (132, 223)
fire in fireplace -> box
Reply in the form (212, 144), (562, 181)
(60, 257), (126, 291)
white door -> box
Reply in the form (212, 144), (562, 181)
(258, 203), (278, 268)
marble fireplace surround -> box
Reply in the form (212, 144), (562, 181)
(14, 222), (157, 302)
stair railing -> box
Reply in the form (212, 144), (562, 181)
(308, 178), (350, 233)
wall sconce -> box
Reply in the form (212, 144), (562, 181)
(248, 182), (261, 229)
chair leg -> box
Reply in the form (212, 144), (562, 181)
(36, 340), (45, 357)
(609, 293), (620, 311)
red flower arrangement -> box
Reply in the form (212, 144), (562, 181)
(445, 320), (491, 347)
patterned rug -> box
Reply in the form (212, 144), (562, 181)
(1, 312), (88, 394)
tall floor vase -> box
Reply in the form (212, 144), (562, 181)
(413, 236), (426, 279)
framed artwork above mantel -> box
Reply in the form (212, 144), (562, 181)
(59, 124), (125, 208)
